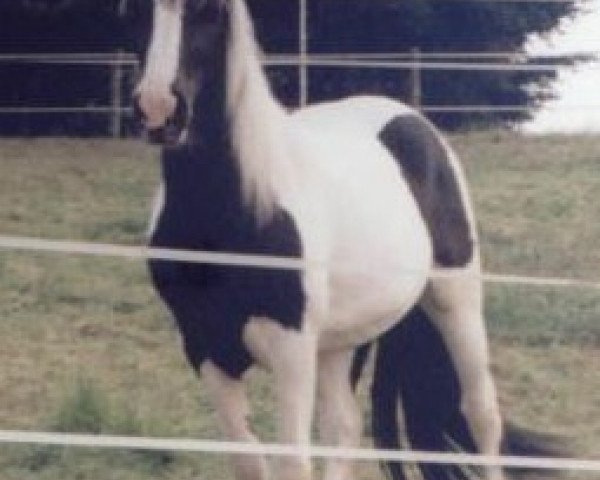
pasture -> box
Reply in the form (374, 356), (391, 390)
(0, 132), (598, 479)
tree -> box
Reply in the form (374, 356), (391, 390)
(251, 0), (579, 128)
(0, 0), (580, 134)
(0, 0), (125, 135)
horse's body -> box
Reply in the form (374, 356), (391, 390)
(282, 98), (432, 347)
(131, 1), (530, 479)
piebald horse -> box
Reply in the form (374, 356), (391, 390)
(131, 1), (553, 479)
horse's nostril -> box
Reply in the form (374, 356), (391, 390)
(132, 86), (178, 130)
(132, 88), (187, 145)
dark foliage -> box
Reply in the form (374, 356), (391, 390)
(0, 0), (579, 135)
(300, 0), (578, 128)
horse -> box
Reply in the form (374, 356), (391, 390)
(130, 1), (560, 479)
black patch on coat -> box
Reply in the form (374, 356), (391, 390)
(378, 114), (473, 267)
(146, 12), (305, 380)
(149, 144), (305, 379)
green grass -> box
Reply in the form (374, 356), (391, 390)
(455, 131), (600, 282)
(0, 139), (156, 244)
(0, 133), (599, 479)
(1, 378), (178, 479)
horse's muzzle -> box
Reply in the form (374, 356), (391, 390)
(133, 89), (188, 146)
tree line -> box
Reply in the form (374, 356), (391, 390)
(0, 0), (578, 135)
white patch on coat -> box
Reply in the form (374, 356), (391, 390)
(200, 361), (269, 480)
(243, 318), (316, 480)
(316, 349), (361, 480)
(135, 0), (183, 128)
(226, 0), (289, 222)
(421, 276), (504, 480)
(276, 96), (433, 349)
(146, 183), (165, 239)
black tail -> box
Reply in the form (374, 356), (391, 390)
(353, 305), (570, 480)
(501, 422), (570, 478)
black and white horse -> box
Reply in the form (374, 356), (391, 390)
(131, 1), (557, 479)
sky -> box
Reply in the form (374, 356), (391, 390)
(525, 0), (600, 133)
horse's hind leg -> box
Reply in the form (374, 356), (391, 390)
(422, 273), (504, 480)
(317, 349), (362, 480)
(201, 361), (268, 480)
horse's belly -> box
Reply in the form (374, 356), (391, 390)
(318, 213), (432, 350)
(319, 272), (427, 350)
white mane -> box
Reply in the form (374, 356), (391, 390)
(226, 0), (289, 221)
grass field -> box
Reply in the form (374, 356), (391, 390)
(0, 132), (598, 479)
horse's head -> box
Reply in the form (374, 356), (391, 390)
(132, 0), (229, 145)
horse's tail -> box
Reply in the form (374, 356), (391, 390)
(354, 305), (569, 480)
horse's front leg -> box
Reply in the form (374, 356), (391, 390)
(245, 318), (318, 480)
(317, 349), (362, 480)
(201, 361), (269, 480)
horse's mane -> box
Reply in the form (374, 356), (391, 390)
(226, 0), (289, 222)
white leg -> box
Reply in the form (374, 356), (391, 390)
(244, 319), (318, 480)
(201, 361), (269, 480)
(317, 349), (362, 480)
(422, 274), (504, 480)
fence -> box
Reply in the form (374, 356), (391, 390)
(0, 52), (138, 137)
(1, 0), (599, 473)
(0, 50), (598, 137)
(0, 233), (600, 474)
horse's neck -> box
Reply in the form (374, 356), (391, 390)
(170, 0), (288, 222)
(226, 0), (288, 222)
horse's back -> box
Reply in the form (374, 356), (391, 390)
(292, 95), (414, 138)
(293, 95), (476, 269)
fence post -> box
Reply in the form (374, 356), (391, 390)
(111, 50), (124, 138)
(299, 0), (308, 107)
(410, 47), (422, 109)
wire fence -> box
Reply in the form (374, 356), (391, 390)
(1, 51), (599, 136)
(1, 1), (599, 465)
(0, 430), (599, 473)
(1, 234), (600, 290)
(0, 233), (599, 473)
